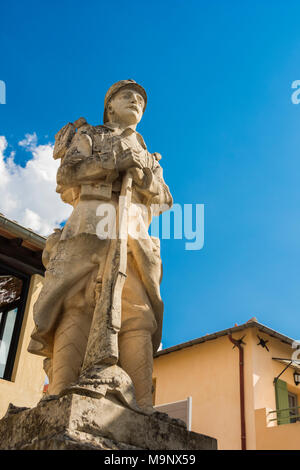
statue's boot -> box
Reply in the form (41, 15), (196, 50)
(118, 330), (154, 413)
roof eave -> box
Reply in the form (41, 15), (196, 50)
(0, 214), (46, 250)
(155, 320), (295, 358)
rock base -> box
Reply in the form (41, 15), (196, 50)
(0, 392), (217, 450)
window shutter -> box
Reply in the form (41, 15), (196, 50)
(275, 379), (290, 425)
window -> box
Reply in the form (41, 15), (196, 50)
(0, 264), (30, 380)
(288, 392), (299, 423)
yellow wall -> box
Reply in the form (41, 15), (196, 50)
(255, 408), (300, 450)
(252, 331), (300, 410)
(153, 333), (250, 449)
(153, 325), (300, 450)
(0, 275), (45, 418)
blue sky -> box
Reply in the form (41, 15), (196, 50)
(1, 0), (300, 348)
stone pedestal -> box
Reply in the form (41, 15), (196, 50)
(0, 393), (217, 450)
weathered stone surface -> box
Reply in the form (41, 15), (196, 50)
(0, 393), (217, 450)
(28, 79), (173, 414)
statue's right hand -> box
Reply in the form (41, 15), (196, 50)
(117, 148), (143, 172)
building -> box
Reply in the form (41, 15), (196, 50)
(1, 213), (300, 450)
(0, 214), (46, 418)
(153, 318), (300, 450)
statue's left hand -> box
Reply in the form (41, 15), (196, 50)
(128, 167), (145, 186)
(117, 148), (143, 172)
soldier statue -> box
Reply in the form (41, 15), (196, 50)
(28, 80), (172, 414)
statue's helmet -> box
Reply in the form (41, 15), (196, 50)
(103, 79), (147, 123)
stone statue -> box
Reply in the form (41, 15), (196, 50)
(28, 80), (172, 414)
(0, 80), (216, 451)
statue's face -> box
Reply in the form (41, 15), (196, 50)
(108, 87), (144, 126)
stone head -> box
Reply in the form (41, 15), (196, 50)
(103, 80), (147, 127)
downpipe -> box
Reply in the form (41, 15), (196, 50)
(228, 334), (246, 450)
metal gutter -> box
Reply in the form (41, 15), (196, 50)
(0, 214), (46, 250)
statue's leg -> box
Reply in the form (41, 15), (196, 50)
(119, 254), (157, 411)
(118, 330), (154, 410)
(48, 270), (97, 395)
(48, 307), (91, 394)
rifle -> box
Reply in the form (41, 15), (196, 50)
(81, 169), (133, 370)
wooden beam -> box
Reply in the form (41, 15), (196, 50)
(0, 235), (44, 274)
(0, 254), (44, 276)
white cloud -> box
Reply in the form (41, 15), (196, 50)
(0, 134), (72, 236)
(18, 133), (38, 150)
